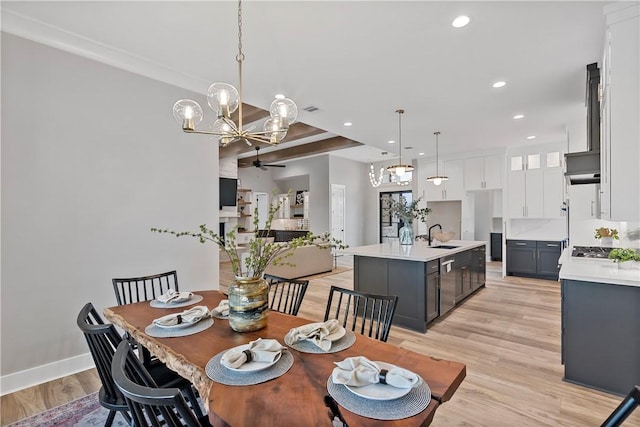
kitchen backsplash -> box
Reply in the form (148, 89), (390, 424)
(570, 219), (640, 248)
(508, 218), (567, 241)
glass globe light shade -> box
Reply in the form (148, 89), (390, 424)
(211, 118), (235, 146)
(433, 178), (442, 186)
(172, 99), (203, 128)
(269, 98), (298, 125)
(207, 83), (239, 117)
(263, 117), (288, 144)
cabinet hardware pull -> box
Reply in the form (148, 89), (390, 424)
(516, 242), (527, 246)
(547, 244), (559, 247)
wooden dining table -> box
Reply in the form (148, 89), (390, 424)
(104, 291), (466, 426)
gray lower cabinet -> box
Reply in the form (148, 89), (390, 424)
(506, 240), (561, 280)
(561, 279), (640, 395)
(472, 246), (486, 291)
(354, 247), (486, 333)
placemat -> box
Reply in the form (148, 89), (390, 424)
(287, 330), (356, 354)
(149, 294), (204, 308)
(144, 317), (214, 338)
(205, 350), (294, 386)
(326, 376), (431, 421)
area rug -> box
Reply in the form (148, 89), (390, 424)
(7, 392), (128, 427)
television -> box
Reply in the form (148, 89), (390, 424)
(219, 178), (237, 208)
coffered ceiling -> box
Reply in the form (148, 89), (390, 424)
(1, 1), (609, 166)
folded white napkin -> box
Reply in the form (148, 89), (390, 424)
(156, 289), (194, 304)
(212, 299), (229, 317)
(152, 306), (209, 327)
(284, 319), (342, 351)
(221, 338), (285, 369)
(331, 356), (419, 389)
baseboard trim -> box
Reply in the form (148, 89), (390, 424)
(0, 353), (95, 396)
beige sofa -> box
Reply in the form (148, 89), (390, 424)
(264, 243), (333, 279)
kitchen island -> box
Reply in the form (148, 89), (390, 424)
(342, 240), (487, 332)
(559, 249), (640, 395)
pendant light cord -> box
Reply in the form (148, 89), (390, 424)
(397, 109), (404, 165)
(237, 0), (244, 131)
(434, 131), (440, 175)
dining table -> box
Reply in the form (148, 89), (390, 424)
(104, 290), (466, 426)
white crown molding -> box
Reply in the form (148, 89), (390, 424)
(1, 9), (208, 94)
(0, 353), (95, 396)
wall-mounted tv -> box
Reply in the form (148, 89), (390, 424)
(219, 178), (237, 209)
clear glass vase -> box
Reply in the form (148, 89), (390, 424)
(228, 276), (269, 332)
(399, 224), (414, 245)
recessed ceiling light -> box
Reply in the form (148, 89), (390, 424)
(527, 135), (536, 140)
(513, 114), (525, 120)
(452, 15), (470, 28)
(274, 94), (285, 99)
(388, 140), (396, 144)
(418, 152), (425, 156)
(492, 81), (506, 88)
(343, 122), (352, 127)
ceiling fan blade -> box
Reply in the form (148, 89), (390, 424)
(264, 164), (286, 168)
(259, 165), (268, 171)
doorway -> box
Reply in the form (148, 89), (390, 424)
(380, 191), (412, 243)
(331, 184), (346, 244)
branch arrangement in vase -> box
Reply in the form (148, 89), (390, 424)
(385, 195), (431, 224)
(151, 192), (347, 279)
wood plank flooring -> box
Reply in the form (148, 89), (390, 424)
(2, 257), (637, 426)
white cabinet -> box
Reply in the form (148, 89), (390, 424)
(507, 144), (564, 219)
(600, 3), (639, 221)
(569, 184), (600, 220)
(425, 159), (464, 201)
(464, 155), (503, 190)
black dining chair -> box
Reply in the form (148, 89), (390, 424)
(112, 340), (211, 427)
(323, 286), (398, 342)
(264, 273), (309, 316)
(601, 385), (640, 427)
(77, 302), (205, 425)
(112, 270), (178, 365)
(112, 270), (179, 305)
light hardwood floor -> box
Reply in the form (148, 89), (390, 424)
(2, 257), (637, 426)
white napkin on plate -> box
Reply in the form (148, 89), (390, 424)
(221, 338), (285, 369)
(331, 356), (419, 389)
(284, 319), (342, 351)
(152, 305), (209, 327)
(212, 299), (229, 317)
(156, 289), (194, 304)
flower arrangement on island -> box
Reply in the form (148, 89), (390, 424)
(151, 193), (346, 279)
(385, 195), (431, 224)
(608, 248), (640, 264)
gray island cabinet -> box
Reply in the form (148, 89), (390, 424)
(343, 240), (486, 333)
(559, 251), (640, 395)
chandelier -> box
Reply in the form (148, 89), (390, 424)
(426, 131), (448, 185)
(171, 0), (298, 147)
(369, 164), (384, 188)
(387, 109), (414, 180)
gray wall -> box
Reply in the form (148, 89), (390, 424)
(329, 155), (370, 247)
(1, 34), (219, 390)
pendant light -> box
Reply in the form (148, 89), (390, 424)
(426, 131), (448, 185)
(387, 109), (414, 179)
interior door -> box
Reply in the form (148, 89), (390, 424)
(331, 184), (346, 244)
(254, 192), (269, 229)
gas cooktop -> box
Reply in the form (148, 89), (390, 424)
(571, 246), (613, 258)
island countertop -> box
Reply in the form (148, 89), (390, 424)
(559, 248), (640, 287)
(341, 240), (486, 262)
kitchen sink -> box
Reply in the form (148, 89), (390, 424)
(430, 245), (459, 249)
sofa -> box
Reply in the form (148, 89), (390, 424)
(264, 243), (333, 280)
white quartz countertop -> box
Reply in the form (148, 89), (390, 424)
(559, 248), (640, 288)
(340, 240), (486, 262)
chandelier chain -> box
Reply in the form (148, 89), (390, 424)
(236, 0), (244, 62)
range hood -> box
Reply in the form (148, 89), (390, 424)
(565, 63), (601, 185)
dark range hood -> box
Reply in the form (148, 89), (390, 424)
(565, 63), (601, 185)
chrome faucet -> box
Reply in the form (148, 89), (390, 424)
(428, 224), (442, 246)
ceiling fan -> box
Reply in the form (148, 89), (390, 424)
(252, 146), (286, 170)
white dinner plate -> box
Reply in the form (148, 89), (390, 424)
(221, 344), (282, 373)
(344, 362), (413, 401)
(153, 318), (203, 330)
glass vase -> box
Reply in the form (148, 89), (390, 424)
(399, 224), (414, 245)
(228, 276), (269, 332)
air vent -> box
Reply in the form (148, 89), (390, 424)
(302, 106), (319, 112)
(404, 146), (413, 150)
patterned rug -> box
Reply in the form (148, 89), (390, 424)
(7, 392), (128, 427)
